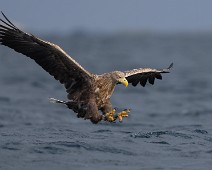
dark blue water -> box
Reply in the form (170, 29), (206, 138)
(0, 33), (212, 170)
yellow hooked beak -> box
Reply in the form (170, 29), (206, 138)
(118, 77), (128, 87)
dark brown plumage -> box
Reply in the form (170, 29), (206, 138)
(0, 12), (173, 123)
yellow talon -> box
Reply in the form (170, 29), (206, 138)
(104, 109), (116, 122)
(117, 109), (130, 122)
(107, 115), (115, 122)
(104, 108), (130, 122)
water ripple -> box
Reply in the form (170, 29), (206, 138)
(0, 96), (11, 103)
(33, 141), (136, 156)
(150, 141), (170, 145)
(193, 129), (208, 134)
(1, 142), (22, 151)
(131, 130), (192, 139)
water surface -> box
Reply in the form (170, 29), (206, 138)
(0, 32), (212, 170)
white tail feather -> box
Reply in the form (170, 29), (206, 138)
(49, 98), (66, 104)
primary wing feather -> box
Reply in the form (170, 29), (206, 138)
(0, 12), (92, 91)
(124, 63), (173, 87)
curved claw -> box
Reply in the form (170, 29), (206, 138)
(104, 108), (131, 122)
(104, 109), (116, 122)
(117, 109), (131, 122)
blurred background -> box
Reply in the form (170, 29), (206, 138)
(1, 1), (212, 170)
(1, 0), (212, 33)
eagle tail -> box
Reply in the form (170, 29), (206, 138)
(49, 98), (66, 104)
(49, 98), (79, 112)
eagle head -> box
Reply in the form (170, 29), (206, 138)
(112, 71), (128, 87)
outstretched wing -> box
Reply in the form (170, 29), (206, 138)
(124, 63), (173, 87)
(0, 12), (93, 93)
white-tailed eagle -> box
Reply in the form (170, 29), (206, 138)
(0, 12), (173, 123)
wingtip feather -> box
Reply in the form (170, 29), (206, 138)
(167, 62), (173, 70)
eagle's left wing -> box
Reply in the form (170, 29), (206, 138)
(124, 63), (173, 87)
(0, 12), (93, 95)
